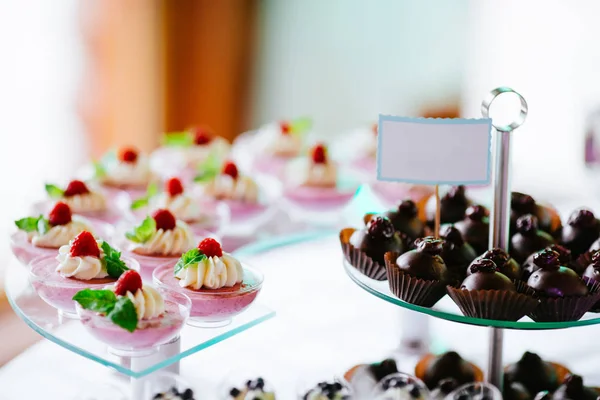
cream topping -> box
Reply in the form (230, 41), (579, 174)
(105, 284), (166, 320)
(61, 191), (107, 213)
(184, 136), (230, 166)
(101, 155), (153, 187)
(56, 240), (107, 280)
(201, 174), (259, 203)
(175, 253), (243, 290)
(286, 158), (337, 188)
(130, 221), (194, 257)
(153, 193), (202, 222)
(256, 123), (302, 157)
(30, 216), (94, 248)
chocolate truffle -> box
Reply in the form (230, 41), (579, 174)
(504, 352), (561, 396)
(440, 226), (477, 282)
(454, 205), (490, 254)
(561, 209), (600, 257)
(473, 248), (521, 281)
(427, 185), (470, 225)
(396, 237), (448, 282)
(552, 375), (598, 400)
(421, 351), (477, 390)
(383, 200), (426, 242)
(511, 192), (562, 238)
(368, 359), (399, 382)
(510, 214), (555, 263)
(460, 259), (515, 291)
(522, 245), (572, 281)
(350, 216), (404, 265)
(527, 249), (588, 297)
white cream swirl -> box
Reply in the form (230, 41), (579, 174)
(256, 123), (302, 157)
(175, 253), (243, 290)
(130, 221), (194, 256)
(55, 240), (107, 280)
(201, 174), (259, 203)
(285, 158), (337, 188)
(62, 191), (107, 213)
(30, 217), (94, 248)
(123, 285), (165, 320)
(184, 137), (230, 166)
(153, 193), (202, 222)
(101, 155), (153, 187)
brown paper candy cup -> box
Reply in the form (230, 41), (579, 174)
(384, 252), (446, 307)
(527, 291), (600, 322)
(513, 280), (537, 297)
(339, 228), (387, 281)
(446, 287), (539, 321)
(583, 277), (600, 312)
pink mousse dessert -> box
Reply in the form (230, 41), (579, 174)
(282, 143), (359, 212)
(38, 179), (126, 224)
(130, 177), (229, 236)
(117, 209), (199, 282)
(29, 231), (138, 317)
(74, 270), (190, 354)
(153, 238), (263, 327)
(195, 160), (272, 225)
(11, 202), (111, 266)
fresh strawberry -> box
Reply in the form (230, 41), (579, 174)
(279, 121), (291, 135)
(311, 143), (327, 164)
(165, 177), (184, 197)
(48, 202), (72, 226)
(64, 180), (90, 197)
(118, 147), (139, 163)
(221, 161), (239, 179)
(70, 231), (100, 258)
(192, 127), (212, 145)
(152, 209), (176, 231)
(198, 238), (223, 258)
(114, 270), (143, 296)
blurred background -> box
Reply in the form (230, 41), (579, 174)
(2, 0), (600, 372)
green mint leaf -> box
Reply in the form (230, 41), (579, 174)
(108, 297), (138, 332)
(93, 161), (107, 179)
(73, 289), (117, 314)
(290, 117), (312, 137)
(193, 151), (221, 183)
(45, 184), (64, 199)
(130, 197), (149, 210)
(125, 216), (157, 244)
(162, 131), (193, 147)
(174, 248), (207, 275)
(101, 241), (129, 278)
(146, 182), (159, 197)
(36, 217), (50, 235)
(15, 216), (42, 232)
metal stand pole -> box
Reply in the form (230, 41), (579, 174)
(482, 87), (529, 389)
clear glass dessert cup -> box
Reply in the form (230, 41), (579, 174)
(296, 376), (354, 400)
(10, 219), (114, 267)
(28, 254), (140, 318)
(153, 262), (264, 328)
(445, 382), (502, 399)
(370, 372), (430, 400)
(143, 371), (196, 399)
(76, 286), (191, 357)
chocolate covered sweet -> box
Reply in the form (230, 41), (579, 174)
(383, 200), (426, 242)
(561, 209), (600, 258)
(440, 226), (477, 283)
(427, 185), (471, 226)
(472, 248), (521, 281)
(416, 351), (480, 390)
(349, 216), (404, 265)
(454, 205), (490, 254)
(510, 215), (555, 263)
(527, 249), (588, 298)
(460, 259), (515, 291)
(511, 192), (562, 238)
(396, 237), (448, 282)
(522, 245), (572, 281)
(504, 352), (564, 396)
(552, 375), (598, 400)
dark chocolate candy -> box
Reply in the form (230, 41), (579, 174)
(510, 215), (555, 263)
(383, 200), (425, 241)
(422, 351), (477, 390)
(349, 216), (404, 265)
(511, 192), (562, 238)
(427, 185), (470, 225)
(396, 237), (448, 282)
(522, 245), (572, 281)
(460, 259), (515, 291)
(561, 209), (600, 258)
(526, 249), (588, 297)
(474, 248), (521, 281)
(440, 226), (477, 283)
(552, 375), (598, 400)
(454, 205), (490, 255)
(504, 352), (561, 396)
(368, 358), (399, 382)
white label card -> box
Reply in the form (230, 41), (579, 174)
(377, 115), (492, 185)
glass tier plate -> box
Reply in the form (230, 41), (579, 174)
(343, 259), (600, 330)
(5, 258), (275, 378)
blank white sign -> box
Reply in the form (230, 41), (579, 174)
(377, 115), (492, 185)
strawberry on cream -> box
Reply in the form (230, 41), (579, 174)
(255, 121), (303, 157)
(183, 127), (231, 166)
(286, 143), (337, 188)
(58, 180), (107, 213)
(100, 147), (153, 188)
(129, 209), (194, 257)
(152, 177), (203, 223)
(200, 161), (259, 203)
(107, 271), (165, 320)
(56, 231), (108, 280)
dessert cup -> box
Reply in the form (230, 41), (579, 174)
(29, 254), (140, 318)
(76, 286), (191, 356)
(143, 371), (197, 399)
(370, 372), (430, 400)
(153, 262), (263, 328)
(219, 372), (277, 400)
(10, 219), (114, 266)
(296, 377), (353, 400)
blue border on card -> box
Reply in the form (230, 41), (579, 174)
(376, 115), (493, 186)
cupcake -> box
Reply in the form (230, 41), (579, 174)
(344, 358), (399, 397)
(426, 185), (471, 226)
(561, 209), (600, 258)
(473, 248), (521, 281)
(510, 215), (555, 264)
(382, 200), (426, 245)
(447, 259), (538, 321)
(454, 205), (490, 255)
(301, 380), (352, 400)
(549, 374), (598, 400)
(227, 378), (276, 400)
(340, 216), (404, 281)
(504, 351), (571, 397)
(510, 192), (562, 239)
(153, 387), (196, 400)
(385, 237), (448, 307)
(527, 249), (598, 322)
(439, 226), (477, 284)
(414, 351), (483, 390)
(522, 245), (573, 281)
(371, 373), (429, 400)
